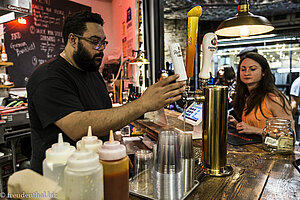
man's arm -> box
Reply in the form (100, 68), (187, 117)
(55, 74), (185, 140)
(291, 95), (300, 115)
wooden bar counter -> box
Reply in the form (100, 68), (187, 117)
(129, 110), (300, 200)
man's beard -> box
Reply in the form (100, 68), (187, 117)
(73, 41), (104, 72)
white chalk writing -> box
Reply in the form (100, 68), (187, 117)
(54, 9), (64, 15)
(10, 32), (21, 41)
(10, 42), (36, 57)
(40, 35), (55, 42)
(35, 28), (46, 34)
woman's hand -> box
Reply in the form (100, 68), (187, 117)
(236, 122), (263, 135)
(228, 115), (238, 128)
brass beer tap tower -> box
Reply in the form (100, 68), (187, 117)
(183, 7), (233, 177)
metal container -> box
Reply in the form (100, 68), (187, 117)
(201, 86), (232, 176)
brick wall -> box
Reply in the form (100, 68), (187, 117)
(164, 19), (187, 67)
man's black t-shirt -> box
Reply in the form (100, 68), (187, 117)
(26, 55), (112, 174)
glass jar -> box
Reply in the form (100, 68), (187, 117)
(262, 117), (295, 154)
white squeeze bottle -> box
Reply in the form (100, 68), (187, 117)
(64, 140), (104, 200)
(76, 126), (103, 153)
(43, 133), (76, 188)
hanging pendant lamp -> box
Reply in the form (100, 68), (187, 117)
(129, 0), (149, 67)
(129, 50), (150, 67)
(215, 0), (274, 37)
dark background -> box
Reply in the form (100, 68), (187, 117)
(4, 0), (91, 87)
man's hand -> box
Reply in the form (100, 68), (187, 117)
(236, 122), (263, 135)
(139, 74), (186, 112)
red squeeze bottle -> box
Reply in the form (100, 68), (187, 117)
(98, 130), (129, 200)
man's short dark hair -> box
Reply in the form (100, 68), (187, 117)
(237, 47), (258, 58)
(63, 11), (104, 44)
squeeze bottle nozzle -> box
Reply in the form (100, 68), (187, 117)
(98, 130), (126, 161)
(76, 126), (103, 152)
(109, 130), (114, 143)
(88, 125), (92, 137)
(45, 133), (76, 164)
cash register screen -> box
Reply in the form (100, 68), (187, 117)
(178, 102), (202, 125)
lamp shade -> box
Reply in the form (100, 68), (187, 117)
(129, 56), (150, 65)
(129, 50), (150, 66)
(215, 0), (274, 37)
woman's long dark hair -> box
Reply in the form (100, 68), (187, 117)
(216, 65), (235, 86)
(233, 52), (290, 119)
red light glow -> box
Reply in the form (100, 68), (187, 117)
(17, 18), (27, 25)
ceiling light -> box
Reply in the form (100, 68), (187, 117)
(215, 0), (274, 37)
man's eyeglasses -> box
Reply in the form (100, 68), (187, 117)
(73, 34), (108, 50)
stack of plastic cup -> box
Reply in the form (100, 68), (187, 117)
(179, 131), (194, 192)
(130, 150), (153, 195)
(153, 130), (183, 200)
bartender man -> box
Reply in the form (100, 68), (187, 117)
(26, 11), (185, 174)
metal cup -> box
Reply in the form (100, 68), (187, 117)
(130, 150), (153, 195)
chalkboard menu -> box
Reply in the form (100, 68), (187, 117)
(4, 0), (91, 87)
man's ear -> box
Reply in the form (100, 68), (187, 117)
(68, 34), (77, 47)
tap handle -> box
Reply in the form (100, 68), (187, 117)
(170, 43), (187, 82)
(199, 33), (217, 80)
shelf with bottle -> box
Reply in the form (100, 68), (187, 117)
(127, 84), (141, 102)
(0, 62), (13, 67)
(0, 84), (14, 88)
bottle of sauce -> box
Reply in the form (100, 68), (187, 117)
(1, 39), (7, 62)
(43, 133), (75, 188)
(76, 126), (103, 153)
(64, 140), (104, 200)
(98, 130), (129, 200)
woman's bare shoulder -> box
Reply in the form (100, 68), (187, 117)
(265, 92), (281, 102)
(265, 92), (291, 112)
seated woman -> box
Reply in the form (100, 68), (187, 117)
(215, 65), (236, 108)
(228, 52), (294, 137)
(215, 64), (235, 87)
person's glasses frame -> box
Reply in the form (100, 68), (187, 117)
(73, 33), (108, 50)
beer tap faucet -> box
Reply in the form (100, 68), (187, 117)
(170, 5), (232, 177)
(198, 33), (218, 88)
(171, 32), (218, 104)
(194, 33), (218, 103)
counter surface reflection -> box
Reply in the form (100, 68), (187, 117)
(129, 110), (300, 200)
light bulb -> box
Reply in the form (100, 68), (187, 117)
(240, 26), (250, 37)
